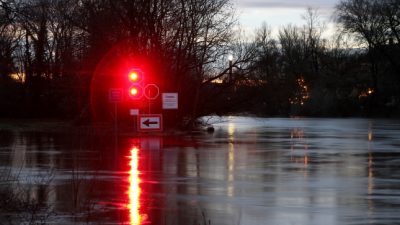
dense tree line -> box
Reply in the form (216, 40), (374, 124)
(335, 0), (400, 116)
(238, 2), (400, 117)
(0, 0), (400, 125)
(0, 0), (248, 122)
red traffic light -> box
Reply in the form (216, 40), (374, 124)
(128, 69), (143, 82)
(129, 85), (143, 99)
(127, 68), (144, 99)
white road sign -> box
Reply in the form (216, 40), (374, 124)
(138, 114), (163, 131)
(162, 93), (178, 109)
(129, 109), (139, 116)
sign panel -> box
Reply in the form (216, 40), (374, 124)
(129, 109), (139, 116)
(144, 84), (160, 100)
(138, 114), (163, 132)
(162, 93), (178, 109)
(108, 88), (123, 102)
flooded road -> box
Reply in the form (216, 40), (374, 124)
(1, 117), (400, 225)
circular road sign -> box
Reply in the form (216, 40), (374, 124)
(144, 84), (160, 100)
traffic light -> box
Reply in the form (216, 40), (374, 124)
(128, 68), (144, 99)
(129, 70), (141, 82)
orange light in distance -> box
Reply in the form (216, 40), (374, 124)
(128, 147), (143, 225)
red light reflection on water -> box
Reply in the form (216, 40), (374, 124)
(127, 147), (145, 225)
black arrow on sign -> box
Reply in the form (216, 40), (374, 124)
(143, 119), (158, 127)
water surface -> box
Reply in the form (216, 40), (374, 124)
(1, 117), (400, 225)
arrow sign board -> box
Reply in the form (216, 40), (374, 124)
(138, 114), (163, 132)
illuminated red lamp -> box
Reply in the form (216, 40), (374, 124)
(128, 69), (143, 82)
(129, 85), (143, 99)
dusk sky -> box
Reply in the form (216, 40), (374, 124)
(236, 0), (339, 36)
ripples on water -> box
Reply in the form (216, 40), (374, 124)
(1, 117), (400, 225)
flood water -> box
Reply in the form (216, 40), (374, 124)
(1, 117), (400, 225)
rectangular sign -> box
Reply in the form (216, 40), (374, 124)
(162, 93), (178, 109)
(108, 88), (123, 103)
(129, 109), (139, 116)
(138, 114), (163, 132)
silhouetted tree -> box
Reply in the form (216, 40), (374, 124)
(0, 0), (15, 80)
(69, 0), (255, 126)
(336, 0), (400, 114)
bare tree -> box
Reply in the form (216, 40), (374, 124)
(78, 0), (253, 125)
(0, 0), (16, 80)
(302, 7), (325, 79)
(253, 22), (280, 82)
(336, 0), (400, 94)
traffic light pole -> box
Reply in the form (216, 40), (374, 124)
(113, 102), (119, 165)
(148, 98), (151, 114)
(112, 102), (122, 222)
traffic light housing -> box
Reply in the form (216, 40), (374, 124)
(128, 68), (144, 99)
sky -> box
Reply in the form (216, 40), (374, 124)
(236, 0), (340, 37)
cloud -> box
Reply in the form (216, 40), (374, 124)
(238, 0), (337, 9)
(236, 0), (338, 19)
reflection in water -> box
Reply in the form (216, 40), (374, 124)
(228, 121), (235, 142)
(2, 118), (400, 225)
(228, 122), (235, 197)
(367, 123), (374, 195)
(368, 152), (374, 215)
(367, 123), (375, 214)
(289, 127), (309, 175)
(127, 147), (145, 225)
(368, 123), (373, 142)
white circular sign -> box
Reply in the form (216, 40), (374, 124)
(144, 84), (159, 100)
